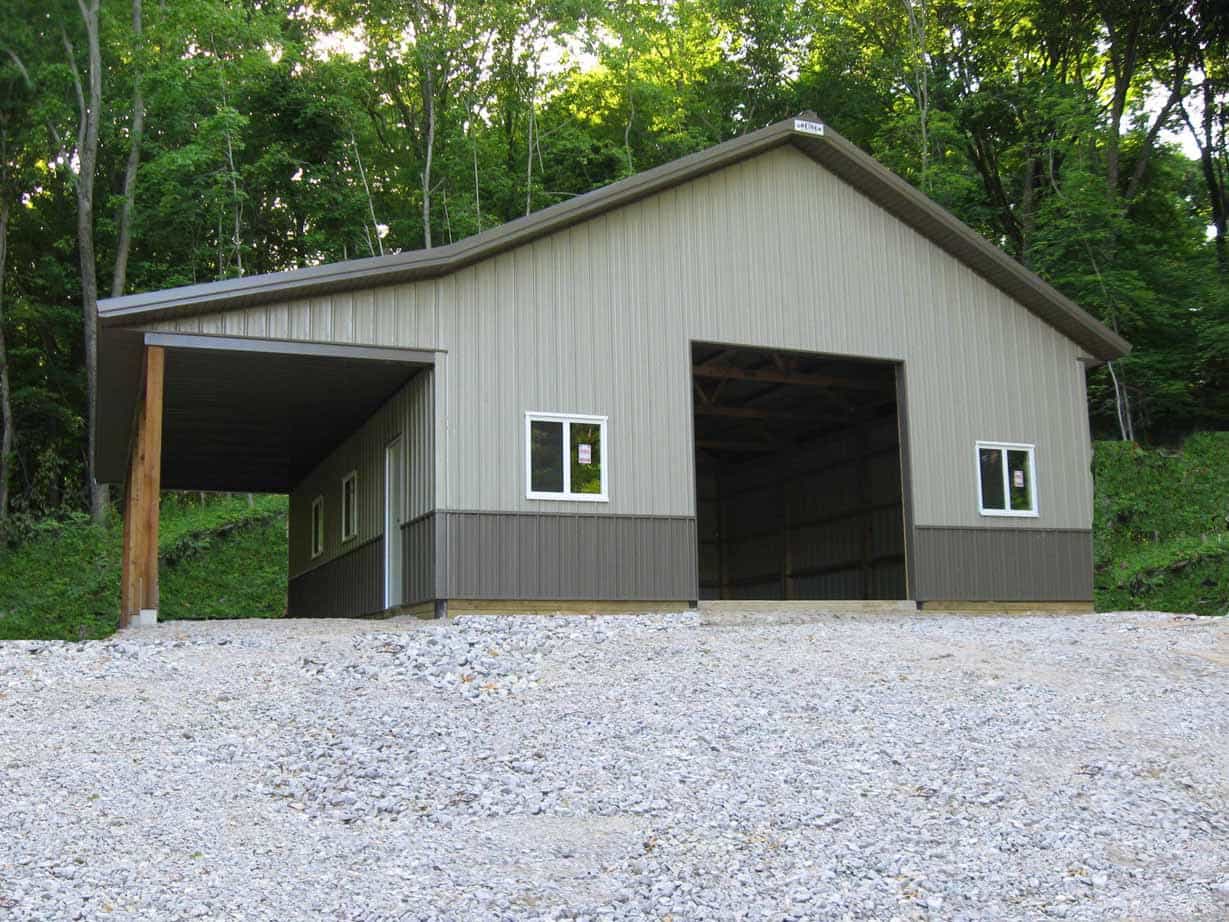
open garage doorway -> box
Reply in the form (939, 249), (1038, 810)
(692, 343), (909, 601)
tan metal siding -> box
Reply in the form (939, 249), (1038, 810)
(288, 370), (434, 578)
(149, 145), (1094, 533)
(146, 285), (439, 350)
(432, 147), (1093, 529)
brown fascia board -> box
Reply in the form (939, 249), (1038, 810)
(98, 117), (1130, 362)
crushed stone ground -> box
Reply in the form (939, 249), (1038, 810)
(1, 609), (1227, 921)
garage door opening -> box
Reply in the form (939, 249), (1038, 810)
(692, 343), (908, 601)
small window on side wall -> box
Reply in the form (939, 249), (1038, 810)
(526, 412), (607, 501)
(341, 471), (359, 540)
(311, 496), (324, 558)
(976, 442), (1037, 517)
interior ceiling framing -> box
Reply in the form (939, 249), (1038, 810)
(691, 343), (897, 459)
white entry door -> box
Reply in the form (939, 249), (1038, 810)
(384, 435), (404, 610)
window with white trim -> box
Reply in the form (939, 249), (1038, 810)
(525, 412), (608, 501)
(976, 442), (1038, 517)
(311, 496), (325, 558)
(341, 471), (359, 540)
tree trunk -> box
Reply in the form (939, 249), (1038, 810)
(350, 129), (383, 256)
(1182, 86), (1229, 275)
(421, 71), (435, 249)
(222, 129), (242, 275)
(111, 0), (143, 298)
(0, 196), (14, 521)
(902, 0), (929, 191)
(413, 0), (435, 250)
(66, 1), (107, 521)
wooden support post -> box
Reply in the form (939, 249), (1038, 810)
(119, 345), (164, 629)
(141, 346), (165, 613)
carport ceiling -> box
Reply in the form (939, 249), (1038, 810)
(99, 335), (434, 494)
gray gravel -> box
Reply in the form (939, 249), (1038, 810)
(1, 609), (1227, 921)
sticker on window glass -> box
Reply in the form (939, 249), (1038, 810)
(577, 443), (592, 465)
(1013, 469), (1025, 488)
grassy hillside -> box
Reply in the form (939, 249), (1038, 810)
(1094, 433), (1229, 616)
(0, 494), (287, 641)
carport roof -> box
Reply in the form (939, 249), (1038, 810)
(97, 332), (431, 492)
(97, 114), (1130, 363)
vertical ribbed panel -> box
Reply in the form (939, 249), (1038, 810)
(287, 537), (384, 618)
(150, 145), (1094, 540)
(911, 527), (1093, 601)
(400, 514), (435, 605)
(439, 511), (697, 601)
(431, 147), (1093, 529)
(288, 370), (434, 579)
(149, 285), (438, 350)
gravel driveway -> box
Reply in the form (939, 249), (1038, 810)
(1, 610), (1227, 921)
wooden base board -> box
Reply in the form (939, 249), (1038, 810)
(356, 600), (440, 620)
(919, 600), (1095, 614)
(365, 599), (1093, 619)
(399, 600), (441, 620)
(446, 599), (693, 616)
(701, 600), (918, 615)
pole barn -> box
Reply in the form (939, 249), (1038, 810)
(95, 114), (1129, 623)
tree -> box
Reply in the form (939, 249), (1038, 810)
(61, 0), (107, 520)
(111, 0), (143, 298)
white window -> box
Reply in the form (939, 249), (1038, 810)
(525, 412), (608, 501)
(310, 496), (324, 558)
(341, 471), (359, 540)
(976, 441), (1038, 517)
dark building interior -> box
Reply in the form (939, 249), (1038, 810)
(692, 342), (908, 600)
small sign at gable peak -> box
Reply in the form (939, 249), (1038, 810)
(793, 118), (825, 137)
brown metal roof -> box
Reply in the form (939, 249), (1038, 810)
(98, 116), (1130, 362)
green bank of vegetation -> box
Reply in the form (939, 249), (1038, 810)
(1094, 434), (1229, 617)
(0, 494), (287, 641)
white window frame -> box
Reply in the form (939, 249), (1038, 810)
(341, 470), (359, 541)
(310, 495), (325, 558)
(975, 441), (1039, 518)
(524, 411), (609, 502)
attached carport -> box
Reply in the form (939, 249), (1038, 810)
(96, 329), (433, 627)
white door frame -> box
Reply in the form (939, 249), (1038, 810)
(384, 435), (404, 610)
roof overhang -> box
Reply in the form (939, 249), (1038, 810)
(98, 331), (433, 492)
(97, 115), (1130, 363)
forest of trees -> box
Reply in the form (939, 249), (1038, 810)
(0, 0), (1226, 524)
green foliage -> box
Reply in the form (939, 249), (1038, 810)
(1093, 434), (1229, 616)
(0, 493), (287, 641)
(2, 0), (1229, 524)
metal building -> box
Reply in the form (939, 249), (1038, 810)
(96, 115), (1129, 624)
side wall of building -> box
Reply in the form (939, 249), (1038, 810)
(286, 369), (435, 616)
(151, 146), (1096, 602)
